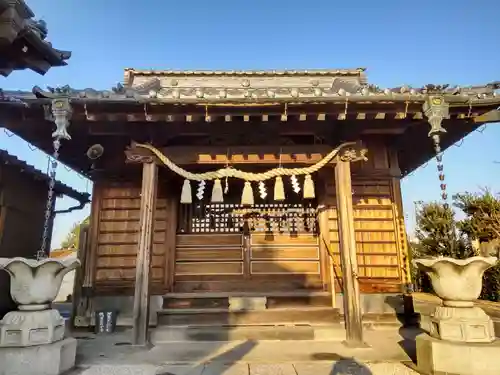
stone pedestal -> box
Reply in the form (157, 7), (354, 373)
(0, 309), (65, 347)
(0, 337), (77, 375)
(417, 333), (500, 375)
(0, 257), (80, 373)
(229, 297), (267, 311)
(429, 306), (495, 343)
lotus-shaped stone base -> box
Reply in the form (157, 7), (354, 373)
(414, 256), (498, 343)
(429, 306), (495, 343)
(413, 256), (497, 307)
(0, 257), (80, 311)
(0, 309), (65, 347)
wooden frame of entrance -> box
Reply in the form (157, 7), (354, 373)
(129, 143), (369, 346)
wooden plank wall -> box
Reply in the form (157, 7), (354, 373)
(322, 139), (407, 294)
(0, 166), (53, 317)
(91, 181), (177, 293)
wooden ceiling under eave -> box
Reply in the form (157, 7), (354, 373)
(2, 97), (498, 178)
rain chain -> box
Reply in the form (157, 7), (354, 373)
(424, 96), (450, 209)
(37, 138), (61, 260)
(424, 96), (457, 255)
(432, 134), (449, 209)
(36, 97), (72, 260)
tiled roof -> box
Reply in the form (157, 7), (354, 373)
(0, 0), (71, 76)
(125, 68), (366, 77)
(2, 77), (493, 106)
(0, 149), (90, 203)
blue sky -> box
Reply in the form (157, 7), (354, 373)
(1, 0), (499, 248)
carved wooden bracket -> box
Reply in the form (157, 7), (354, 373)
(338, 146), (369, 163)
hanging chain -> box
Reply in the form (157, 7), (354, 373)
(424, 96), (450, 210)
(424, 95), (456, 256)
(432, 134), (448, 209)
(37, 137), (62, 260)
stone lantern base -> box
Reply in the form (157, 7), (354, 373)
(429, 306), (495, 343)
(0, 309), (65, 347)
(0, 337), (77, 375)
(417, 334), (500, 375)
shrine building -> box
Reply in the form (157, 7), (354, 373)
(2, 68), (499, 344)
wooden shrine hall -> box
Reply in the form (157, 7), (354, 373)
(1, 68), (499, 345)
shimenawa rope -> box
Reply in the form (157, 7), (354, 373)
(134, 141), (357, 181)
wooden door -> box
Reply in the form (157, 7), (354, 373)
(247, 232), (322, 291)
(174, 199), (324, 293)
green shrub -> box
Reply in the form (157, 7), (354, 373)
(410, 191), (500, 302)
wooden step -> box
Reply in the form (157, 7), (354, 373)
(163, 291), (331, 298)
(162, 291), (333, 310)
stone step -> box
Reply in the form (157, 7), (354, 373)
(150, 319), (405, 343)
(157, 307), (340, 326)
(158, 305), (416, 327)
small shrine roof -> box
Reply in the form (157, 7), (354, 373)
(0, 149), (90, 203)
(0, 0), (71, 76)
(125, 68), (367, 78)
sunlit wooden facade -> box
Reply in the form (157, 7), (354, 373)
(2, 68), (499, 343)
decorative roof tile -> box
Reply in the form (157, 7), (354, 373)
(0, 69), (498, 107)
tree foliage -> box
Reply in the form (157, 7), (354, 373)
(454, 190), (500, 243)
(413, 202), (474, 259)
(411, 191), (500, 301)
(60, 216), (90, 249)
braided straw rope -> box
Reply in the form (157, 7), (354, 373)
(134, 142), (356, 182)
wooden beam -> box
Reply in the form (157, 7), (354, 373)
(132, 161), (158, 345)
(474, 109), (500, 123)
(72, 224), (90, 328)
(125, 143), (368, 166)
(334, 160), (365, 347)
(317, 177), (335, 307)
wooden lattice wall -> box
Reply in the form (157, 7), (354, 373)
(90, 181), (177, 293)
(321, 138), (409, 294)
(325, 178), (407, 293)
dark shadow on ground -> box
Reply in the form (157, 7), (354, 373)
(330, 356), (372, 375)
(155, 340), (257, 375)
(308, 354), (373, 374)
(383, 294), (423, 363)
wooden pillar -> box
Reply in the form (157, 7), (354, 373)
(335, 160), (365, 347)
(132, 161), (158, 345)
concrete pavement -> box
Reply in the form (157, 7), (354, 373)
(70, 361), (419, 374)
(69, 327), (422, 374)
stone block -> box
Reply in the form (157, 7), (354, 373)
(416, 333), (500, 375)
(429, 306), (495, 343)
(0, 309), (65, 347)
(0, 337), (77, 375)
(228, 297), (267, 311)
